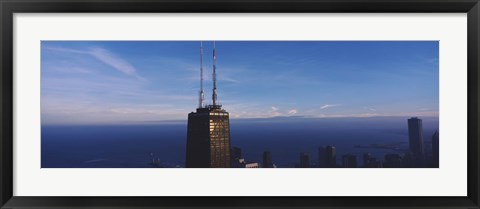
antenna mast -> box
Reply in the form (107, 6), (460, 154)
(199, 41), (204, 108)
(212, 41), (217, 107)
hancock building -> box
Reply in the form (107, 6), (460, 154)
(186, 42), (231, 168)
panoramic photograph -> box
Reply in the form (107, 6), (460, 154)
(41, 41), (439, 168)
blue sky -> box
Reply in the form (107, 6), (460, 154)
(41, 41), (439, 125)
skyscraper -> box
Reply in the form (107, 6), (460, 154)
(363, 153), (376, 168)
(299, 152), (310, 168)
(383, 154), (403, 168)
(408, 117), (425, 167)
(326, 146), (337, 168)
(318, 146), (327, 168)
(231, 147), (242, 161)
(263, 151), (273, 168)
(432, 130), (439, 168)
(186, 42), (231, 168)
(342, 154), (357, 168)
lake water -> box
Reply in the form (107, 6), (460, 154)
(41, 116), (438, 168)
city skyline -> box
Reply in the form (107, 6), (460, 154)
(41, 41), (439, 125)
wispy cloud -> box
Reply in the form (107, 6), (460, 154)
(225, 105), (299, 119)
(288, 109), (298, 115)
(320, 104), (342, 110)
(313, 113), (380, 118)
(44, 46), (145, 80)
(89, 47), (143, 80)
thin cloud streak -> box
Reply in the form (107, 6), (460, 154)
(45, 46), (145, 80)
(320, 104), (342, 110)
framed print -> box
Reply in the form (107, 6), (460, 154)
(1, 0), (479, 208)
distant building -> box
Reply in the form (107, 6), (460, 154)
(263, 151), (273, 168)
(362, 153), (379, 168)
(318, 146), (327, 168)
(383, 154), (403, 168)
(231, 147), (242, 160)
(432, 130), (439, 168)
(326, 146), (337, 168)
(232, 158), (260, 168)
(363, 153), (372, 167)
(299, 152), (310, 168)
(402, 151), (415, 168)
(245, 162), (260, 168)
(342, 154), (357, 168)
(408, 117), (425, 167)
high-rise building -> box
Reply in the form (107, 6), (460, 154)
(186, 42), (231, 168)
(342, 154), (357, 168)
(383, 154), (403, 168)
(230, 147), (242, 167)
(326, 146), (337, 168)
(362, 153), (383, 168)
(318, 146), (327, 168)
(299, 152), (310, 168)
(408, 117), (425, 167)
(363, 153), (373, 167)
(402, 151), (414, 168)
(231, 147), (242, 161)
(263, 151), (273, 168)
(432, 130), (439, 168)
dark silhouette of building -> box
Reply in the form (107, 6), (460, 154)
(318, 146), (327, 168)
(342, 154), (357, 168)
(363, 153), (381, 168)
(186, 42), (231, 168)
(231, 147), (242, 161)
(402, 151), (415, 168)
(432, 130), (439, 168)
(326, 146), (337, 168)
(231, 147), (242, 167)
(263, 151), (273, 168)
(383, 154), (403, 168)
(232, 158), (260, 168)
(186, 106), (231, 168)
(408, 117), (425, 167)
(299, 152), (310, 168)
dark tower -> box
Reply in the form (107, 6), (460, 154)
(299, 152), (310, 168)
(186, 42), (231, 168)
(231, 147), (242, 161)
(408, 117), (425, 167)
(318, 146), (327, 168)
(342, 154), (358, 168)
(326, 145), (337, 168)
(431, 130), (439, 168)
(263, 151), (273, 168)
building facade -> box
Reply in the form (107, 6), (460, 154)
(263, 151), (273, 168)
(299, 152), (310, 168)
(431, 130), (439, 167)
(342, 154), (358, 168)
(326, 146), (337, 168)
(408, 117), (425, 167)
(186, 105), (231, 168)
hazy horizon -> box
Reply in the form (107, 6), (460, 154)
(41, 115), (440, 126)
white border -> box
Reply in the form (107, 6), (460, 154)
(14, 13), (467, 196)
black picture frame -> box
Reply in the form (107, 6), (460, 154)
(1, 0), (479, 208)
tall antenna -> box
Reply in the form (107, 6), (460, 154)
(198, 41), (204, 108)
(212, 41), (217, 107)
